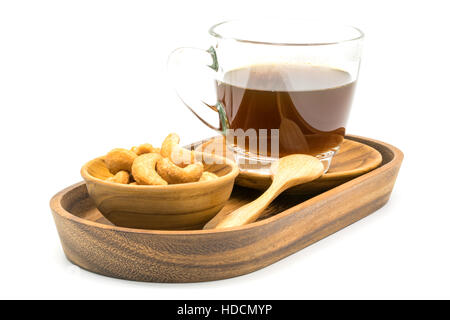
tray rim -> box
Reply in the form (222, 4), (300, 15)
(50, 134), (403, 235)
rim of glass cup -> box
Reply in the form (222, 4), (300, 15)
(209, 19), (364, 46)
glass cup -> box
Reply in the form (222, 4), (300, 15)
(168, 19), (364, 174)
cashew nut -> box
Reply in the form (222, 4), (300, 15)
(199, 171), (218, 182)
(131, 143), (159, 156)
(160, 133), (194, 167)
(156, 157), (203, 184)
(131, 153), (168, 185)
(106, 170), (130, 184)
(104, 148), (137, 174)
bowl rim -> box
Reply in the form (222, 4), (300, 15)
(80, 151), (240, 190)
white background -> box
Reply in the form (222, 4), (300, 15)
(1, 0), (449, 299)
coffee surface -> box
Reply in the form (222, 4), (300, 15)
(216, 63), (356, 157)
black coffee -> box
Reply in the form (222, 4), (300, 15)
(216, 63), (356, 157)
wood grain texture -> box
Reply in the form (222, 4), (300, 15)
(51, 135), (403, 283)
(80, 152), (239, 230)
(191, 136), (383, 194)
(212, 154), (324, 229)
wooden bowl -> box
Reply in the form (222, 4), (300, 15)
(80, 152), (239, 230)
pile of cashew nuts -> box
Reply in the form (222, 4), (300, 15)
(102, 133), (218, 185)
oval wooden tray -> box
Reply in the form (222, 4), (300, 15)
(191, 136), (383, 194)
(50, 135), (403, 283)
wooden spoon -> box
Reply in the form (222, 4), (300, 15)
(210, 154), (324, 229)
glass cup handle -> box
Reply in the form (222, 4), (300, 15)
(167, 46), (228, 132)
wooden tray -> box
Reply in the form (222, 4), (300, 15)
(50, 135), (403, 283)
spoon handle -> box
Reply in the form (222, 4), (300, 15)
(213, 181), (286, 229)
